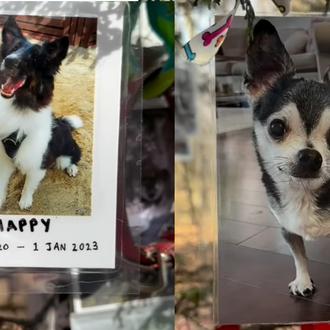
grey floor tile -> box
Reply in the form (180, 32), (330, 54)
(240, 227), (330, 265)
(219, 276), (330, 324)
(220, 219), (266, 244)
(219, 243), (330, 323)
(221, 201), (279, 227)
(240, 227), (290, 255)
(228, 189), (269, 206)
(305, 237), (330, 265)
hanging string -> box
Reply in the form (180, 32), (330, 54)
(240, 0), (255, 42)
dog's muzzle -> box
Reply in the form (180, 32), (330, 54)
(292, 148), (322, 178)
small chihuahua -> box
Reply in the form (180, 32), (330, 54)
(246, 19), (330, 297)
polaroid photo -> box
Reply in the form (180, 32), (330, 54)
(218, 15), (330, 323)
(0, 1), (125, 269)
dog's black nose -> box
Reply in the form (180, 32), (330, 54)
(297, 149), (322, 172)
(4, 56), (19, 69)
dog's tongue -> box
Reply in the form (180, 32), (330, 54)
(1, 77), (26, 98)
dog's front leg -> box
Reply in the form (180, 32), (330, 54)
(282, 228), (315, 296)
(14, 133), (49, 210)
(19, 169), (46, 210)
(0, 143), (15, 208)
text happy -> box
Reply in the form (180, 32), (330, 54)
(0, 218), (50, 232)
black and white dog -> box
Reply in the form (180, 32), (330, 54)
(0, 17), (82, 210)
(246, 19), (330, 297)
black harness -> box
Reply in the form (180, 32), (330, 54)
(2, 131), (26, 158)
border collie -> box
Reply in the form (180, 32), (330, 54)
(245, 19), (330, 297)
(0, 17), (82, 210)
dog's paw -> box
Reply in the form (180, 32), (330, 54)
(56, 156), (71, 170)
(67, 164), (78, 177)
(19, 195), (33, 210)
(289, 277), (315, 297)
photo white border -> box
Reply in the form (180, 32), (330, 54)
(0, 1), (124, 268)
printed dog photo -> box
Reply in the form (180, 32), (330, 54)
(218, 16), (330, 323)
(0, 15), (96, 215)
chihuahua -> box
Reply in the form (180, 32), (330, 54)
(246, 19), (330, 297)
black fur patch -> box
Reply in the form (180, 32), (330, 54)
(2, 130), (26, 158)
(290, 81), (330, 135)
(42, 118), (81, 169)
(315, 180), (330, 209)
(246, 19), (295, 97)
(254, 78), (330, 135)
(326, 129), (330, 149)
(253, 132), (281, 206)
(253, 77), (300, 123)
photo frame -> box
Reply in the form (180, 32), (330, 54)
(217, 14), (330, 324)
(0, 1), (125, 269)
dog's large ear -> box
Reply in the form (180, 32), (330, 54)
(245, 19), (295, 100)
(2, 16), (25, 47)
(43, 36), (69, 68)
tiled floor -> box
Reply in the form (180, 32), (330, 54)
(218, 129), (330, 324)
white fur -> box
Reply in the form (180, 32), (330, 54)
(289, 275), (314, 296)
(255, 103), (330, 240)
(56, 156), (78, 177)
(63, 115), (83, 129)
(288, 243), (314, 295)
(67, 164), (78, 177)
(0, 142), (15, 207)
(0, 96), (78, 210)
(19, 169), (46, 209)
(56, 156), (71, 170)
(0, 97), (52, 209)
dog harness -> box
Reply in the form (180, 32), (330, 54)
(2, 130), (26, 158)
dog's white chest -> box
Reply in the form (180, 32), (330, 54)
(0, 97), (51, 138)
(273, 185), (330, 240)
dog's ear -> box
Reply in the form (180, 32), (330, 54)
(2, 16), (25, 47)
(245, 19), (295, 100)
(43, 36), (69, 67)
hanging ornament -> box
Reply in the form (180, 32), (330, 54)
(179, 0), (255, 65)
(240, 0), (255, 42)
(180, 0), (238, 65)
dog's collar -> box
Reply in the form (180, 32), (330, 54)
(2, 130), (26, 158)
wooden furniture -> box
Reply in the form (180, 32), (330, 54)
(0, 15), (97, 48)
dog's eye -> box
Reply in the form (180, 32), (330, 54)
(268, 119), (287, 140)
